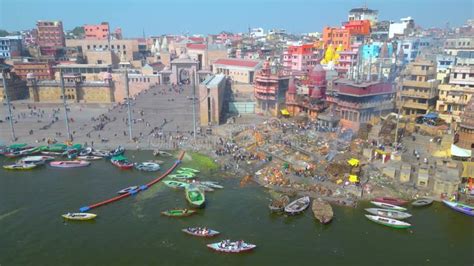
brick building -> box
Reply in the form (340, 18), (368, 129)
(13, 61), (56, 80)
(254, 61), (289, 115)
(84, 22), (110, 40)
(36, 20), (65, 56)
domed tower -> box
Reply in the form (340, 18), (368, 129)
(308, 64), (326, 99)
(260, 60), (271, 76)
(456, 97), (474, 151)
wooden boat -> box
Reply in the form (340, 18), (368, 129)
(63, 149), (79, 159)
(200, 181), (223, 189)
(185, 185), (206, 208)
(49, 160), (90, 168)
(41, 151), (63, 156)
(135, 162), (160, 171)
(117, 186), (139, 194)
(207, 240), (256, 253)
(182, 227), (220, 237)
(77, 155), (102, 161)
(4, 151), (22, 158)
(442, 200), (474, 217)
(411, 198), (434, 207)
(153, 150), (172, 156)
(18, 155), (54, 165)
(365, 215), (411, 229)
(168, 174), (196, 179)
(91, 150), (110, 157)
(365, 208), (412, 220)
(78, 147), (92, 156)
(284, 196), (310, 215)
(311, 199), (334, 224)
(269, 195), (290, 212)
(373, 197), (408, 206)
(163, 180), (189, 189)
(3, 164), (37, 170)
(176, 170), (196, 176)
(110, 155), (133, 170)
(108, 146), (125, 157)
(161, 209), (196, 217)
(180, 167), (200, 173)
(196, 183), (214, 192)
(370, 201), (407, 211)
(62, 212), (97, 221)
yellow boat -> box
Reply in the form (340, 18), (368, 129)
(3, 164), (37, 170)
(62, 213), (97, 221)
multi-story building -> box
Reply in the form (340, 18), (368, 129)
(371, 20), (390, 41)
(327, 78), (395, 131)
(253, 61), (289, 115)
(396, 37), (433, 63)
(13, 61), (56, 80)
(66, 39), (139, 63)
(444, 37), (474, 56)
(398, 59), (439, 117)
(213, 58), (262, 83)
(198, 74), (227, 126)
(436, 54), (456, 82)
(282, 43), (317, 77)
(0, 63), (29, 101)
(344, 20), (371, 36)
(0, 36), (22, 59)
(388, 17), (415, 39)
(36, 20), (65, 56)
(322, 27), (351, 51)
(84, 22), (110, 40)
(436, 52), (474, 123)
(348, 7), (378, 26)
(453, 97), (474, 155)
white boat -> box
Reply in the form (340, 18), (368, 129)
(365, 208), (412, 219)
(135, 162), (160, 171)
(77, 155), (102, 161)
(207, 240), (256, 253)
(62, 212), (97, 221)
(200, 181), (224, 189)
(18, 155), (54, 165)
(370, 201), (407, 211)
(365, 215), (411, 229)
(284, 196), (310, 215)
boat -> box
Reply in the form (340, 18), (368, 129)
(200, 181), (224, 189)
(442, 200), (474, 217)
(182, 227), (220, 237)
(63, 149), (79, 159)
(49, 160), (90, 168)
(41, 151), (63, 156)
(168, 173), (196, 179)
(365, 208), (412, 220)
(185, 185), (206, 208)
(18, 155), (54, 165)
(207, 240), (256, 253)
(62, 212), (97, 221)
(117, 186), (139, 194)
(365, 215), (411, 229)
(135, 162), (160, 171)
(91, 150), (110, 157)
(176, 170), (196, 176)
(43, 144), (67, 152)
(108, 146), (125, 157)
(78, 147), (92, 156)
(179, 167), (200, 173)
(3, 164), (37, 170)
(411, 198), (434, 207)
(268, 195), (290, 212)
(153, 150), (172, 156)
(373, 197), (408, 206)
(311, 199), (334, 224)
(163, 180), (189, 189)
(4, 151), (23, 158)
(370, 201), (407, 211)
(284, 196), (310, 215)
(196, 183), (214, 192)
(110, 155), (134, 170)
(77, 155), (102, 161)
(161, 209), (196, 217)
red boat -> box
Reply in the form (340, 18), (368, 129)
(373, 197), (408, 206)
(111, 159), (134, 169)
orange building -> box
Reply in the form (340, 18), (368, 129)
(322, 27), (351, 50)
(344, 20), (371, 36)
(84, 22), (110, 40)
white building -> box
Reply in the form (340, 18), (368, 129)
(348, 7), (378, 25)
(389, 17), (415, 39)
(0, 36), (22, 59)
(250, 28), (265, 38)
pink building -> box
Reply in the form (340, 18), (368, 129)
(36, 20), (65, 56)
(283, 44), (318, 77)
(84, 22), (110, 40)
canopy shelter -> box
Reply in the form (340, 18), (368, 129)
(347, 158), (360, 167)
(451, 144), (472, 158)
(348, 175), (359, 183)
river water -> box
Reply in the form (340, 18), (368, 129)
(0, 151), (473, 266)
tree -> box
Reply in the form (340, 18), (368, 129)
(71, 26), (84, 38)
(0, 29), (9, 37)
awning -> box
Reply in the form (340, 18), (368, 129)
(451, 144), (472, 158)
(423, 112), (438, 119)
(280, 109), (290, 116)
(349, 175), (359, 183)
(347, 158), (360, 167)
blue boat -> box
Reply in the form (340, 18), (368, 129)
(443, 200), (474, 217)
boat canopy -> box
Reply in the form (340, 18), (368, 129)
(9, 143), (27, 149)
(111, 155), (128, 161)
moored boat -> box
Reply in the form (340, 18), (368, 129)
(185, 185), (206, 208)
(77, 155), (102, 161)
(110, 155), (134, 169)
(442, 200), (474, 217)
(207, 240), (256, 253)
(117, 186), (139, 194)
(163, 180), (189, 189)
(18, 155), (54, 165)
(370, 201), (407, 211)
(108, 146), (125, 157)
(284, 196), (310, 215)
(50, 160), (90, 168)
(179, 167), (200, 173)
(78, 147), (92, 156)
(176, 170), (196, 176)
(3, 163), (37, 170)
(91, 150), (110, 157)
(62, 212), (97, 221)
(135, 162), (160, 171)
(365, 214), (411, 229)
(311, 199), (334, 224)
(365, 208), (412, 220)
(411, 198), (434, 207)
(41, 151), (63, 156)
(269, 195), (290, 212)
(161, 209), (196, 217)
(168, 173), (196, 179)
(373, 197), (408, 206)
(182, 227), (219, 237)
(200, 181), (224, 189)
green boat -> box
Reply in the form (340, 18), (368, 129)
(180, 167), (200, 173)
(365, 215), (411, 229)
(44, 144), (68, 152)
(185, 185), (206, 208)
(176, 170), (196, 176)
(161, 209), (196, 217)
(9, 143), (27, 150)
(169, 173), (196, 179)
(163, 180), (189, 189)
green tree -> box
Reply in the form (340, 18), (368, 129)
(0, 29), (9, 37)
(71, 26), (84, 37)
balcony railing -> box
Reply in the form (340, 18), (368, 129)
(402, 79), (438, 89)
(400, 89), (437, 99)
(401, 101), (429, 110)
